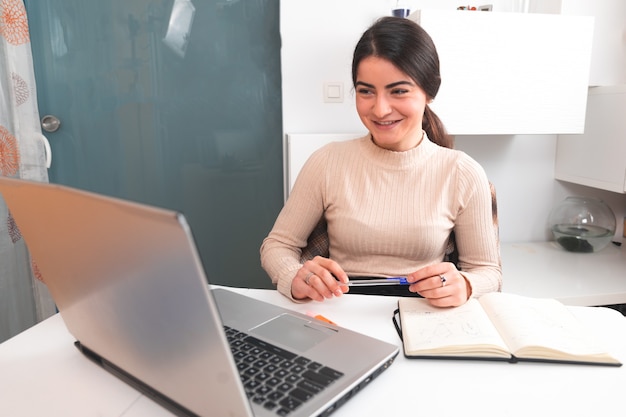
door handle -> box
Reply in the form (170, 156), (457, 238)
(41, 115), (61, 132)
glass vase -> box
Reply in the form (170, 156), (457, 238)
(548, 196), (616, 253)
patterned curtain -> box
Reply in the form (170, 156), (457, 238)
(0, 0), (55, 342)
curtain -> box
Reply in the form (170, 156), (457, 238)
(0, 0), (55, 342)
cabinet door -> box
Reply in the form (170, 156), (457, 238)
(555, 86), (626, 193)
(285, 133), (363, 199)
(410, 10), (594, 135)
(560, 0), (626, 86)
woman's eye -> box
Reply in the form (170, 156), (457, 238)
(391, 88), (409, 95)
(357, 88), (373, 95)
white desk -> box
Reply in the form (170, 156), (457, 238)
(1, 286), (626, 417)
(501, 241), (626, 306)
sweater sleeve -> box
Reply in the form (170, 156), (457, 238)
(260, 146), (330, 300)
(452, 155), (502, 297)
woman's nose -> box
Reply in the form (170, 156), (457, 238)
(372, 95), (392, 118)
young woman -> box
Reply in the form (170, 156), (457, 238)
(260, 17), (501, 307)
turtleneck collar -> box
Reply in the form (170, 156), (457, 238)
(358, 131), (438, 170)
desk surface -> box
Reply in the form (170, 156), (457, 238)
(501, 241), (626, 306)
(2, 286), (626, 417)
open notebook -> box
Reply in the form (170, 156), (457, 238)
(0, 177), (399, 417)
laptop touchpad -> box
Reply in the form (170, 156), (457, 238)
(250, 314), (336, 352)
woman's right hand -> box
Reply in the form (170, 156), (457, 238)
(292, 256), (350, 302)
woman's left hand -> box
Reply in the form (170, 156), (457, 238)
(406, 262), (472, 307)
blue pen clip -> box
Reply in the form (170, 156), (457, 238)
(338, 277), (410, 286)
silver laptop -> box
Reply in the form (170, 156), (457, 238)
(0, 177), (398, 417)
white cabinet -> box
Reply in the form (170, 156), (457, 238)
(555, 85), (626, 194)
(409, 10), (594, 135)
(285, 133), (362, 199)
(559, 0), (626, 86)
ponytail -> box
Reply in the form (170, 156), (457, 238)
(423, 105), (453, 149)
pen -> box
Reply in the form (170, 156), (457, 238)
(336, 277), (410, 286)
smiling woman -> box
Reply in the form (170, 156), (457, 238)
(261, 17), (501, 307)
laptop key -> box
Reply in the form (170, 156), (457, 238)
(245, 380), (261, 391)
(268, 391), (284, 401)
(276, 382), (293, 393)
(252, 395), (265, 405)
(285, 374), (301, 384)
(263, 401), (278, 411)
(290, 387), (313, 402)
(290, 365), (305, 374)
(264, 364), (278, 373)
(269, 356), (284, 365)
(231, 339), (245, 348)
(297, 379), (323, 394)
(294, 356), (310, 366)
(256, 386), (272, 396)
(274, 369), (289, 379)
(302, 370), (334, 387)
(279, 396), (303, 411)
(253, 359), (268, 368)
(244, 367), (260, 377)
(266, 377), (281, 387)
(241, 343), (255, 352)
(255, 372), (271, 382)
(319, 366), (344, 380)
(244, 336), (298, 361)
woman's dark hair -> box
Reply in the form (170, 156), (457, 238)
(352, 16), (453, 149)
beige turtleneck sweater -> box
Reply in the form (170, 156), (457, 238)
(260, 134), (501, 300)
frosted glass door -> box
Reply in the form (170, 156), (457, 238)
(24, 0), (283, 288)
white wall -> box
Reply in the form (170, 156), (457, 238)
(280, 0), (626, 243)
(455, 136), (626, 242)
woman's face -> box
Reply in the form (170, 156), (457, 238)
(355, 56), (429, 152)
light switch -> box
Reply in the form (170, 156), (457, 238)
(327, 85), (341, 98)
(323, 82), (343, 103)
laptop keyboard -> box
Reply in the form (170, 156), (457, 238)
(224, 325), (344, 416)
